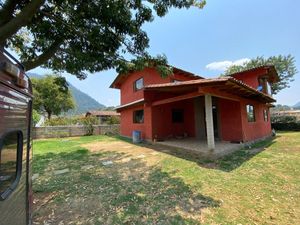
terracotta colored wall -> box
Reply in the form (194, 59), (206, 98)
(219, 98), (271, 142)
(219, 99), (244, 142)
(120, 68), (197, 105)
(240, 100), (272, 141)
(120, 104), (153, 140)
(231, 67), (269, 89)
(152, 99), (195, 139)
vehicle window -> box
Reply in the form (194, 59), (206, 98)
(0, 131), (23, 200)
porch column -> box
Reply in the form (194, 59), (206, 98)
(205, 94), (215, 150)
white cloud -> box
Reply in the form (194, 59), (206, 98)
(205, 58), (250, 71)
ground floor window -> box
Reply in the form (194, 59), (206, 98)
(133, 110), (144, 123)
(172, 109), (184, 123)
(246, 105), (255, 122)
(263, 109), (269, 122)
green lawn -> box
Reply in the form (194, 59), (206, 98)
(33, 132), (300, 224)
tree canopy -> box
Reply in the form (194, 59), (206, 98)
(223, 55), (297, 95)
(0, 0), (206, 78)
(31, 75), (75, 119)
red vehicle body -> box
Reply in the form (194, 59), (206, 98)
(0, 49), (33, 225)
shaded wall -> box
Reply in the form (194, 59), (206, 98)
(194, 97), (206, 139)
(152, 99), (195, 139)
(219, 99), (244, 142)
(219, 98), (272, 142)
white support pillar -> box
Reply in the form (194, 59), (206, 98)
(205, 94), (215, 150)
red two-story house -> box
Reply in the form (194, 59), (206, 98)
(110, 65), (278, 150)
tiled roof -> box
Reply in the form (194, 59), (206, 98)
(86, 111), (120, 116)
(144, 77), (229, 88)
(115, 98), (145, 111)
(145, 76), (275, 103)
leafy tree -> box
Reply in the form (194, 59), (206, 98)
(224, 55), (297, 94)
(107, 116), (121, 125)
(0, 0), (206, 78)
(32, 75), (75, 119)
(32, 109), (41, 127)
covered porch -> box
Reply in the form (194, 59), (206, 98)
(144, 77), (274, 152)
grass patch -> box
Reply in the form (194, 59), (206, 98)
(33, 133), (300, 224)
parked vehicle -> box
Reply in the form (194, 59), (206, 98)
(0, 49), (33, 225)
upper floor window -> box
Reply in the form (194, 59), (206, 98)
(263, 109), (269, 122)
(258, 78), (272, 95)
(246, 105), (255, 122)
(266, 81), (272, 95)
(134, 77), (144, 91)
(133, 110), (144, 123)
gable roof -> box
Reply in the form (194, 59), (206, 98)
(110, 65), (204, 89)
(228, 65), (280, 83)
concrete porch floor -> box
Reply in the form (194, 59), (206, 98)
(154, 138), (243, 159)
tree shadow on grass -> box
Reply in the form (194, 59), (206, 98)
(33, 149), (221, 225)
(114, 135), (277, 172)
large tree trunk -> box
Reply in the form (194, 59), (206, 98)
(0, 0), (45, 45)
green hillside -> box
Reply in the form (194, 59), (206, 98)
(28, 73), (105, 115)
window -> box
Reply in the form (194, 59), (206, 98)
(264, 109), (269, 122)
(246, 105), (255, 122)
(134, 77), (144, 91)
(172, 79), (181, 83)
(172, 109), (184, 123)
(133, 110), (144, 123)
(266, 81), (272, 95)
(0, 131), (23, 200)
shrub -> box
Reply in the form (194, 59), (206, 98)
(32, 110), (41, 127)
(271, 115), (297, 123)
(272, 122), (300, 131)
(44, 116), (100, 126)
(82, 116), (98, 135)
(107, 116), (120, 125)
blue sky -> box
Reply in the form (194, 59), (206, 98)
(32, 0), (300, 107)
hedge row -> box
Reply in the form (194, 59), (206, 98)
(272, 122), (300, 131)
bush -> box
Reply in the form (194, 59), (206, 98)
(82, 116), (98, 135)
(32, 110), (41, 127)
(271, 115), (297, 123)
(272, 122), (300, 131)
(107, 116), (120, 125)
(44, 116), (100, 126)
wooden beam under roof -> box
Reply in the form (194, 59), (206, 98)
(151, 91), (203, 106)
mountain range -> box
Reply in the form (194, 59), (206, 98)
(293, 102), (300, 109)
(28, 73), (105, 115)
